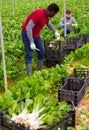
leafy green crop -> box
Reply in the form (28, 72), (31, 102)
(1, 0), (89, 90)
(67, 127), (75, 130)
(0, 64), (68, 109)
(0, 90), (14, 109)
(6, 94), (71, 128)
(0, 0), (89, 129)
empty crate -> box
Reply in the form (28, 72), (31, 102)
(58, 78), (86, 106)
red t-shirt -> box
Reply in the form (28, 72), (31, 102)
(22, 9), (49, 38)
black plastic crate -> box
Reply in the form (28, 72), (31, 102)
(59, 40), (68, 51)
(44, 40), (68, 67)
(59, 47), (68, 61)
(0, 99), (75, 130)
(62, 72), (75, 85)
(44, 41), (61, 67)
(45, 56), (60, 68)
(85, 35), (89, 43)
(0, 98), (28, 130)
(62, 68), (89, 87)
(75, 36), (84, 49)
(58, 78), (86, 106)
(81, 35), (86, 44)
(74, 68), (89, 87)
(45, 48), (68, 68)
(66, 36), (76, 50)
(81, 34), (89, 44)
(44, 40), (60, 59)
(66, 36), (84, 51)
(44, 40), (68, 57)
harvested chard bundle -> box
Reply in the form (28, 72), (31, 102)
(7, 94), (71, 130)
(11, 107), (45, 130)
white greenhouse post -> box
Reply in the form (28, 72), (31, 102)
(63, 0), (66, 36)
(0, 13), (8, 91)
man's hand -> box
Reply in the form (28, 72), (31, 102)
(30, 42), (40, 51)
(55, 31), (60, 39)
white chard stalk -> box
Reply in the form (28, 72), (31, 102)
(11, 106), (45, 130)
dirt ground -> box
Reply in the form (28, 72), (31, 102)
(76, 88), (89, 130)
(0, 127), (4, 130)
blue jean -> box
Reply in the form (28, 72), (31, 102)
(66, 29), (72, 34)
(62, 28), (72, 35)
(21, 30), (45, 64)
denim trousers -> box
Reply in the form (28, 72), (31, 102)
(62, 28), (72, 35)
(21, 30), (45, 64)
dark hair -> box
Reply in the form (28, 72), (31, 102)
(47, 3), (59, 12)
(66, 10), (71, 14)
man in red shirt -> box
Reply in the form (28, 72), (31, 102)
(21, 3), (60, 76)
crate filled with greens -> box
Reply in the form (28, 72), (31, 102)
(44, 40), (61, 67)
(79, 34), (89, 44)
(75, 36), (84, 49)
(58, 77), (86, 106)
(66, 37), (76, 51)
(73, 68), (89, 87)
(81, 35), (86, 44)
(44, 39), (68, 67)
(66, 35), (84, 51)
(84, 34), (89, 43)
(0, 96), (75, 130)
(58, 39), (68, 61)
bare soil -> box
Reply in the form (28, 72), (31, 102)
(76, 88), (89, 129)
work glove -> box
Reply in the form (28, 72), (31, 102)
(72, 23), (77, 27)
(30, 42), (40, 51)
(55, 31), (60, 39)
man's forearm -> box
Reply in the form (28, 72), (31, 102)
(46, 21), (56, 33)
(59, 23), (64, 27)
(26, 20), (35, 42)
(59, 19), (65, 27)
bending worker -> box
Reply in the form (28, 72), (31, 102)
(59, 10), (77, 34)
(21, 3), (60, 76)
